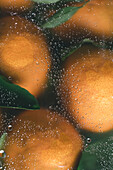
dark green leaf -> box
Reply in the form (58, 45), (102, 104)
(42, 0), (89, 28)
(32, 0), (60, 3)
(78, 134), (113, 170)
(61, 38), (110, 61)
(32, 0), (86, 3)
(0, 76), (40, 110)
(61, 39), (93, 61)
(42, 6), (82, 28)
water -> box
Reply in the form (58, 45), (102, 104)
(0, 0), (113, 170)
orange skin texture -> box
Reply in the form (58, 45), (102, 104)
(0, 16), (51, 97)
(4, 109), (83, 169)
(52, 0), (113, 41)
(0, 0), (33, 12)
(60, 44), (113, 133)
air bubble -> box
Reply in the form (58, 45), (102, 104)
(8, 124), (13, 131)
(84, 143), (89, 152)
(36, 61), (39, 65)
(8, 76), (12, 81)
(0, 150), (6, 159)
(86, 138), (91, 143)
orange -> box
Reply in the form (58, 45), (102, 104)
(0, 16), (51, 97)
(0, 0), (33, 12)
(59, 44), (113, 133)
(51, 0), (113, 42)
(4, 109), (83, 169)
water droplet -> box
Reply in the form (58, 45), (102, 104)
(86, 138), (91, 143)
(0, 150), (6, 159)
(36, 61), (39, 65)
(84, 143), (89, 152)
(8, 76), (12, 81)
(8, 124), (13, 131)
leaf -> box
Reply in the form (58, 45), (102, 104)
(61, 38), (110, 61)
(61, 39), (93, 61)
(0, 133), (7, 168)
(42, 6), (82, 28)
(42, 0), (89, 28)
(32, 0), (87, 4)
(0, 133), (7, 150)
(0, 76), (40, 110)
(64, 0), (87, 2)
(32, 0), (60, 3)
(78, 134), (113, 170)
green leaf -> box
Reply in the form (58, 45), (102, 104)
(63, 0), (87, 2)
(78, 134), (113, 170)
(0, 76), (40, 110)
(42, 0), (89, 28)
(0, 133), (7, 170)
(42, 6), (82, 28)
(32, 0), (60, 3)
(61, 39), (93, 61)
(0, 133), (7, 150)
(31, 0), (86, 3)
(61, 38), (111, 61)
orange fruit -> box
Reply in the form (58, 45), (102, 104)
(59, 44), (113, 133)
(51, 0), (113, 42)
(0, 0), (33, 12)
(0, 16), (51, 97)
(4, 109), (83, 169)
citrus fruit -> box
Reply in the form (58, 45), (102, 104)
(0, 0), (33, 12)
(51, 0), (113, 42)
(4, 109), (83, 169)
(0, 16), (51, 97)
(59, 44), (113, 133)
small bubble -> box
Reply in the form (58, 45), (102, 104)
(8, 76), (12, 81)
(49, 105), (52, 110)
(36, 61), (39, 65)
(84, 143), (89, 152)
(0, 150), (6, 159)
(86, 138), (91, 143)
(8, 124), (13, 131)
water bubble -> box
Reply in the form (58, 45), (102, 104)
(36, 61), (39, 65)
(8, 76), (12, 81)
(0, 150), (6, 159)
(87, 138), (92, 143)
(8, 124), (13, 131)
(84, 143), (89, 152)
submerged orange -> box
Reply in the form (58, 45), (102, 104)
(60, 44), (113, 133)
(4, 109), (83, 169)
(0, 0), (33, 12)
(51, 0), (113, 42)
(0, 16), (51, 97)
